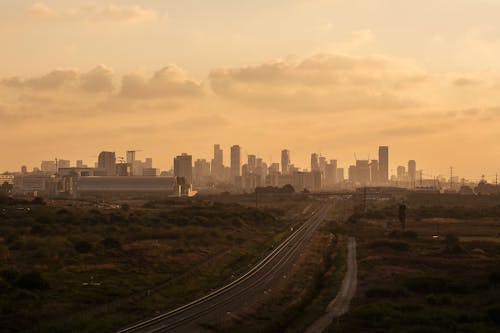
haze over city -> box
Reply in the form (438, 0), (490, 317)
(2, 1), (500, 178)
(4, 2), (500, 333)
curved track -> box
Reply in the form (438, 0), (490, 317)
(118, 201), (332, 333)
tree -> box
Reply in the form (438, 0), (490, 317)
(398, 204), (407, 230)
(15, 271), (49, 290)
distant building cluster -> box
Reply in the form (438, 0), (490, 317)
(1, 144), (493, 197)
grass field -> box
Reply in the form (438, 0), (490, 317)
(0, 195), (314, 332)
(328, 199), (500, 333)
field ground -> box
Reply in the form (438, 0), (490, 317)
(0, 195), (315, 332)
(328, 199), (500, 333)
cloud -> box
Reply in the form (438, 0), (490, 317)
(28, 2), (57, 18)
(3, 69), (79, 90)
(120, 65), (203, 99)
(2, 66), (113, 93)
(453, 77), (481, 87)
(81, 65), (114, 93)
(27, 3), (159, 24)
(379, 125), (439, 137)
(209, 54), (424, 112)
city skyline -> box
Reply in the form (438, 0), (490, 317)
(2, 1), (500, 179)
(4, 143), (497, 185)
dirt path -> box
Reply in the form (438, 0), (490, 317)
(305, 237), (357, 333)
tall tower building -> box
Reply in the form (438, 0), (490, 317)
(174, 153), (193, 184)
(378, 146), (389, 183)
(281, 149), (290, 175)
(408, 160), (416, 187)
(230, 145), (241, 179)
(370, 160), (379, 184)
(98, 151), (116, 176)
(126, 151), (136, 164)
(311, 153), (319, 171)
(211, 144), (224, 180)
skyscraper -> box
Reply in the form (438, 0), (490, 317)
(211, 144), (223, 180)
(126, 151), (136, 164)
(98, 151), (116, 176)
(311, 153), (319, 171)
(174, 153), (193, 184)
(408, 160), (416, 187)
(230, 145), (241, 180)
(370, 160), (379, 184)
(378, 146), (389, 183)
(281, 149), (290, 175)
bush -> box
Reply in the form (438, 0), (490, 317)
(365, 286), (408, 298)
(74, 240), (92, 253)
(369, 240), (410, 252)
(100, 237), (121, 249)
(489, 271), (500, 286)
(389, 230), (418, 240)
(31, 197), (45, 205)
(1, 269), (19, 283)
(444, 234), (464, 254)
(403, 276), (466, 294)
(487, 305), (500, 324)
(15, 271), (49, 290)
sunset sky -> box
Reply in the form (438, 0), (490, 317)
(2, 1), (500, 180)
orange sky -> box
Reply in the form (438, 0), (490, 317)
(2, 1), (500, 181)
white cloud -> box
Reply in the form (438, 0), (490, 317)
(27, 3), (160, 24)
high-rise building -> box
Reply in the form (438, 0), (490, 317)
(370, 160), (379, 184)
(144, 158), (153, 169)
(356, 160), (370, 185)
(348, 165), (356, 183)
(21, 165), (28, 174)
(230, 145), (241, 180)
(58, 159), (70, 169)
(378, 146), (389, 183)
(174, 153), (193, 184)
(281, 149), (290, 175)
(193, 159), (211, 184)
(408, 160), (416, 187)
(76, 160), (84, 168)
(311, 153), (319, 171)
(98, 151), (116, 176)
(325, 160), (337, 187)
(397, 166), (406, 181)
(248, 154), (256, 172)
(41, 160), (57, 173)
(126, 151), (136, 164)
(211, 144), (224, 180)
(336, 168), (345, 183)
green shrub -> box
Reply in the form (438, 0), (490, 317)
(365, 286), (408, 298)
(100, 237), (121, 249)
(15, 271), (49, 290)
(369, 240), (410, 251)
(487, 305), (500, 324)
(74, 240), (92, 253)
(389, 230), (418, 240)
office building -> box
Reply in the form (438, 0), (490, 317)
(281, 149), (290, 175)
(311, 153), (319, 171)
(41, 160), (57, 173)
(98, 151), (116, 176)
(58, 159), (70, 169)
(211, 144), (224, 180)
(174, 153), (193, 184)
(230, 145), (241, 180)
(193, 159), (211, 184)
(370, 160), (379, 184)
(356, 160), (370, 185)
(378, 146), (389, 183)
(408, 160), (416, 187)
